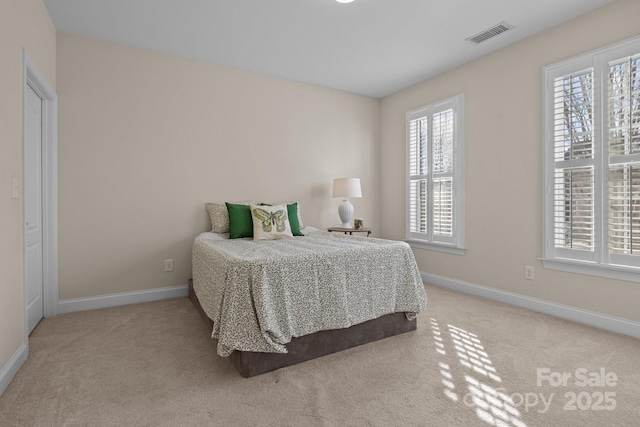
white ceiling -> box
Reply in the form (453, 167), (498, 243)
(43, 0), (614, 98)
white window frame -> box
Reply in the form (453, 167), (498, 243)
(406, 94), (465, 255)
(542, 36), (640, 282)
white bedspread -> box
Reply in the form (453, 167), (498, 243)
(192, 230), (427, 357)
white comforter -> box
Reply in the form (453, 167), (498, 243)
(192, 230), (427, 357)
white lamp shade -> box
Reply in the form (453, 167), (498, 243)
(332, 178), (362, 199)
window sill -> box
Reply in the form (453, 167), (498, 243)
(542, 258), (640, 283)
(406, 239), (465, 255)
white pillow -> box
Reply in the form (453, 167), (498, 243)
(250, 204), (294, 241)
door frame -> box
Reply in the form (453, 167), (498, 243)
(22, 50), (58, 342)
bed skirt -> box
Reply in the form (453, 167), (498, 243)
(188, 279), (417, 377)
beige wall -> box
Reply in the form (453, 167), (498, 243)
(0, 0), (56, 371)
(57, 33), (381, 299)
(381, 0), (640, 322)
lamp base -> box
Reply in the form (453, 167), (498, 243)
(338, 199), (354, 228)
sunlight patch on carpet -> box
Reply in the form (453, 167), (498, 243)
(430, 317), (527, 425)
(447, 324), (527, 427)
(430, 318), (459, 402)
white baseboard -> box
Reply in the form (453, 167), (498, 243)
(57, 284), (189, 315)
(0, 343), (27, 397)
(422, 272), (640, 339)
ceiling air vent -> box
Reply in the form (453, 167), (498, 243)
(465, 21), (515, 44)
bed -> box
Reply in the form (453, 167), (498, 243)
(191, 227), (427, 377)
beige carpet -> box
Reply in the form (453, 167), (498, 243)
(1, 284), (638, 426)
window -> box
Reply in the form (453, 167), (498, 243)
(543, 36), (640, 281)
(406, 94), (465, 254)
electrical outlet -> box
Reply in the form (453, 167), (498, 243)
(164, 259), (174, 272)
(524, 265), (534, 280)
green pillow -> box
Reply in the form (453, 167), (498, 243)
(259, 202), (304, 236)
(226, 202), (253, 239)
(286, 203), (304, 237)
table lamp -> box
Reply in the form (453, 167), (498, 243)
(332, 178), (362, 228)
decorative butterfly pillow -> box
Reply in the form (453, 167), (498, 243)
(250, 204), (294, 241)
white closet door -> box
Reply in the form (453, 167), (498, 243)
(25, 84), (44, 334)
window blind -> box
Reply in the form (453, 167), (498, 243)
(408, 109), (455, 237)
(608, 54), (640, 255)
(432, 110), (454, 237)
(408, 117), (428, 234)
(433, 178), (453, 236)
(551, 70), (595, 251)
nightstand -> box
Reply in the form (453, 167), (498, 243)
(327, 227), (372, 237)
